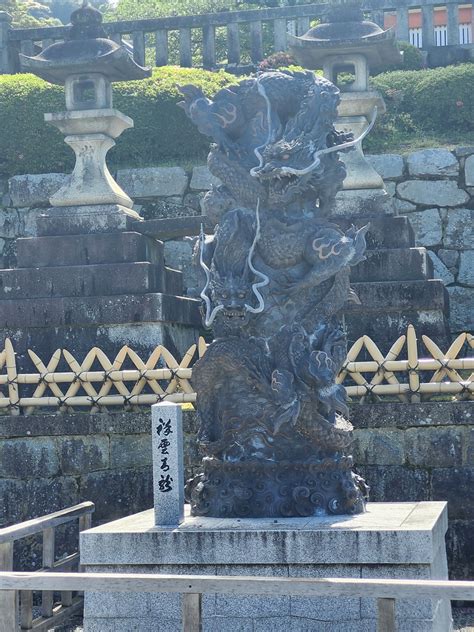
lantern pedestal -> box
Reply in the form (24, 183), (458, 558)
(46, 109), (134, 209)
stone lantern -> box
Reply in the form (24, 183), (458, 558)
(20, 2), (151, 217)
(289, 0), (401, 207)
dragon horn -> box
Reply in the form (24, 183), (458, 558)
(245, 200), (269, 315)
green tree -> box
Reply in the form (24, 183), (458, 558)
(2, 0), (60, 27)
(105, 0), (247, 21)
(43, 0), (109, 24)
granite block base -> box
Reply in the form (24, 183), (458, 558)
(81, 502), (452, 631)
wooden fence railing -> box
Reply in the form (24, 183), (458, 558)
(0, 325), (473, 414)
(0, 502), (94, 632)
(1, 3), (327, 74)
(0, 337), (207, 415)
(1, 0), (472, 75)
(338, 324), (474, 403)
(0, 570), (472, 632)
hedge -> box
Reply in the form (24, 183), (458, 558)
(0, 67), (236, 178)
(366, 63), (474, 151)
(0, 63), (473, 178)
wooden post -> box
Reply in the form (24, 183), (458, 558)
(273, 18), (287, 52)
(180, 28), (192, 67)
(202, 24), (216, 69)
(20, 39), (34, 56)
(296, 17), (310, 36)
(155, 29), (168, 66)
(41, 527), (55, 618)
(377, 597), (396, 632)
(5, 339), (19, 416)
(447, 3), (459, 46)
(250, 21), (263, 63)
(0, 542), (18, 632)
(133, 31), (146, 66)
(182, 593), (202, 632)
(422, 5), (434, 48)
(20, 589), (33, 629)
(0, 12), (12, 75)
(227, 22), (240, 65)
(396, 7), (410, 42)
(407, 325), (420, 403)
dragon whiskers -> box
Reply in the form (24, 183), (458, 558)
(278, 107), (378, 177)
(245, 200), (270, 315)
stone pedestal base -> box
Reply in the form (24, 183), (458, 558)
(331, 188), (390, 218)
(81, 501), (452, 632)
(37, 204), (141, 236)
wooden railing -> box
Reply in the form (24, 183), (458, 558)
(0, 325), (473, 414)
(1, 0), (472, 75)
(0, 3), (327, 74)
(0, 337), (206, 415)
(0, 502), (94, 632)
(0, 570), (472, 631)
(338, 324), (474, 403)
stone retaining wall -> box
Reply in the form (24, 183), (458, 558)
(1, 145), (473, 336)
(0, 409), (197, 531)
(366, 147), (474, 335)
(1, 402), (473, 580)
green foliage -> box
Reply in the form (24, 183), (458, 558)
(258, 51), (297, 71)
(104, 0), (247, 20)
(2, 63), (473, 176)
(373, 42), (424, 75)
(397, 42), (425, 71)
(366, 63), (474, 152)
(2, 0), (60, 27)
(0, 67), (237, 178)
(43, 0), (107, 24)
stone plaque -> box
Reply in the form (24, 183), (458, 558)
(152, 403), (184, 526)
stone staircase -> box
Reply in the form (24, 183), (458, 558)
(0, 212), (201, 371)
(132, 213), (450, 353)
(340, 215), (449, 350)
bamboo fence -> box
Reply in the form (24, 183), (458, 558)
(0, 326), (472, 414)
(337, 325), (474, 403)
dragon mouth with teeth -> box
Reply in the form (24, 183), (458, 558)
(218, 308), (250, 328)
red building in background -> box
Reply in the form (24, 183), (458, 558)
(384, 3), (472, 48)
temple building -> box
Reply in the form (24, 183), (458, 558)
(383, 3), (472, 48)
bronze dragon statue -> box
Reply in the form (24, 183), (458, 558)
(180, 69), (370, 517)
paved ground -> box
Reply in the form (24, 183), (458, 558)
(52, 608), (474, 630)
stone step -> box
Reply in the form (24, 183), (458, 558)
(0, 322), (200, 374)
(335, 215), (415, 250)
(351, 248), (432, 283)
(0, 263), (182, 300)
(344, 279), (449, 351)
(344, 309), (450, 353)
(16, 232), (163, 268)
(133, 215), (415, 251)
(349, 279), (447, 313)
(0, 293), (201, 329)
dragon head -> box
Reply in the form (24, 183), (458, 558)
(199, 208), (269, 332)
(253, 136), (323, 206)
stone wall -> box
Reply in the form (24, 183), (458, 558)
(366, 147), (474, 335)
(0, 409), (196, 530)
(1, 403), (473, 580)
(2, 145), (473, 336)
(350, 401), (474, 581)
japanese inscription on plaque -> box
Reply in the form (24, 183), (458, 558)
(152, 403), (184, 526)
